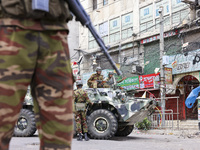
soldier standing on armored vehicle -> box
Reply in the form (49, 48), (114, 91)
(74, 81), (92, 141)
(87, 67), (105, 88)
(106, 72), (126, 88)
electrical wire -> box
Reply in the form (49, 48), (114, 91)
(70, 52), (78, 59)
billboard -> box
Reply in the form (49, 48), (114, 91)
(117, 76), (140, 90)
(139, 73), (160, 89)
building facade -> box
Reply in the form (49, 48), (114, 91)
(79, 0), (200, 120)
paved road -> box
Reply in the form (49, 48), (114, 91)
(10, 132), (200, 150)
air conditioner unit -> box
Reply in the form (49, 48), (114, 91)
(132, 66), (143, 74)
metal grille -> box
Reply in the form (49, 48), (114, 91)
(148, 109), (177, 130)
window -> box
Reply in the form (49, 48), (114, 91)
(113, 20), (117, 27)
(122, 28), (133, 39)
(121, 13), (133, 39)
(93, 0), (97, 10)
(144, 8), (149, 16)
(109, 17), (120, 43)
(88, 26), (98, 49)
(103, 0), (108, 6)
(99, 22), (109, 44)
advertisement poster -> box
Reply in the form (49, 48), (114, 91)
(165, 67), (172, 84)
(139, 73), (160, 89)
(117, 76), (139, 90)
(166, 49), (200, 74)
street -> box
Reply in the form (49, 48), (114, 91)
(10, 131), (200, 150)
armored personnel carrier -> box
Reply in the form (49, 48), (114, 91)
(14, 87), (157, 139)
(84, 88), (156, 139)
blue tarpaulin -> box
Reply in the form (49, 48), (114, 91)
(185, 86), (200, 108)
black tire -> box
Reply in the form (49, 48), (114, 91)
(115, 125), (134, 137)
(13, 109), (36, 137)
(87, 109), (118, 139)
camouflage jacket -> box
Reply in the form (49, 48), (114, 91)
(0, 0), (71, 31)
(74, 88), (91, 106)
(87, 73), (104, 88)
(0, 19), (69, 31)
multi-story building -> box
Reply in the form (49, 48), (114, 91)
(79, 0), (200, 121)
(68, 18), (80, 60)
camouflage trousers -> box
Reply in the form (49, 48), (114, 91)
(0, 26), (73, 150)
(75, 111), (88, 133)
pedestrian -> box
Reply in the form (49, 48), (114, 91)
(87, 67), (105, 88)
(106, 72), (126, 88)
(0, 1), (74, 150)
(74, 81), (92, 141)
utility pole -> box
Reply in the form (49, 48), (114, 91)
(159, 6), (166, 126)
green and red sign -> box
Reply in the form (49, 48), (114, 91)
(117, 76), (139, 90)
(139, 73), (160, 89)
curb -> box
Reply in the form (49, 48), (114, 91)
(133, 129), (200, 137)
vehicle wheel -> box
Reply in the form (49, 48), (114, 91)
(13, 109), (36, 137)
(87, 109), (118, 139)
(115, 125), (134, 136)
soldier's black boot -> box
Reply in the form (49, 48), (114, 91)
(77, 133), (83, 141)
(84, 132), (89, 141)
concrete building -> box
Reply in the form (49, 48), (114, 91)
(79, 0), (200, 121)
(68, 18), (80, 60)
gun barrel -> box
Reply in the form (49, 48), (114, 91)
(67, 0), (122, 76)
(87, 24), (122, 76)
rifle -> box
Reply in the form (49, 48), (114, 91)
(67, 0), (122, 76)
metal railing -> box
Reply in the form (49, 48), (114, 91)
(148, 109), (175, 130)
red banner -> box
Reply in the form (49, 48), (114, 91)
(139, 73), (160, 89)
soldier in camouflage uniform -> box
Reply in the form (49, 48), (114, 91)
(87, 67), (104, 88)
(0, 0), (73, 150)
(106, 72), (127, 88)
(74, 81), (92, 141)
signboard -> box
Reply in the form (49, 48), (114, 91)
(72, 68), (78, 75)
(139, 73), (160, 89)
(140, 4), (153, 24)
(122, 12), (133, 30)
(184, 75), (197, 81)
(155, 0), (169, 17)
(166, 49), (200, 74)
(140, 30), (178, 44)
(109, 17), (120, 34)
(165, 67), (172, 84)
(117, 76), (139, 90)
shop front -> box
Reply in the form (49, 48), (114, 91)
(167, 49), (200, 120)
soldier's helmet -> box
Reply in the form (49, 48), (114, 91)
(76, 81), (83, 86)
(96, 67), (102, 72)
(108, 72), (114, 75)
